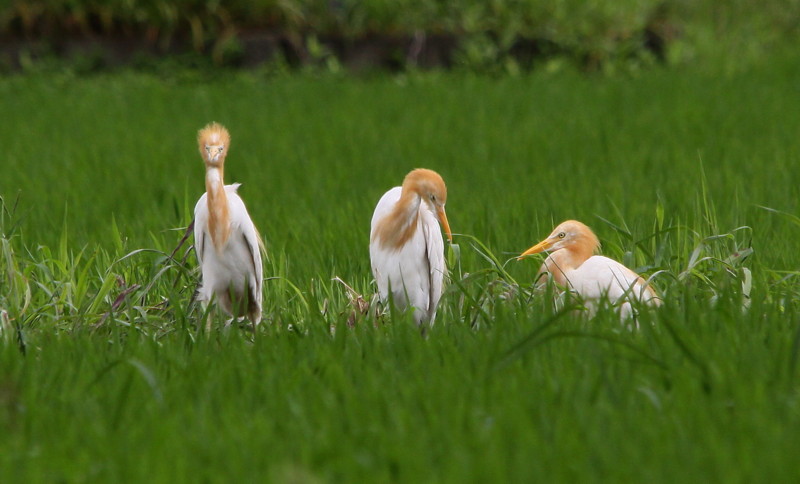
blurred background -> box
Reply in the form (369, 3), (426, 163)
(0, 0), (797, 75)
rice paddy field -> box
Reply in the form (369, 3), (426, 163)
(2, 51), (800, 482)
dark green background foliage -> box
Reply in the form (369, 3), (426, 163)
(1, 0), (798, 71)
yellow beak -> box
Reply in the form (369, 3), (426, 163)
(517, 239), (551, 260)
(437, 206), (453, 243)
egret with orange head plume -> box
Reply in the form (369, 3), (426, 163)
(370, 168), (453, 326)
(193, 122), (263, 328)
(519, 220), (660, 319)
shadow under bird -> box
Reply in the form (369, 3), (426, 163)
(518, 220), (661, 319)
(370, 168), (453, 326)
(193, 122), (264, 328)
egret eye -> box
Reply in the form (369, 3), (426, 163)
(558, 232), (566, 239)
(430, 194), (437, 202)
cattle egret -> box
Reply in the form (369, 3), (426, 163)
(519, 220), (660, 319)
(370, 168), (453, 325)
(193, 122), (263, 328)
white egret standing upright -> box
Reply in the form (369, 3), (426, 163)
(518, 220), (660, 319)
(193, 122), (263, 328)
(370, 168), (453, 326)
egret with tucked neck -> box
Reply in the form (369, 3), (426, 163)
(519, 220), (660, 320)
(369, 168), (453, 326)
(193, 122), (264, 329)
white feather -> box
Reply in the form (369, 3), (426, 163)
(369, 187), (446, 325)
(548, 255), (659, 319)
(194, 183), (263, 324)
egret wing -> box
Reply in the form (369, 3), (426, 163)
(573, 256), (657, 305)
(226, 184), (264, 306)
(369, 187), (402, 300)
(421, 207), (446, 321)
(193, 193), (210, 265)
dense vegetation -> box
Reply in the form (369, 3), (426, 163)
(2, 0), (798, 72)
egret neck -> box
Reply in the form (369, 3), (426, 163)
(374, 189), (422, 251)
(205, 166), (230, 250)
(543, 233), (596, 284)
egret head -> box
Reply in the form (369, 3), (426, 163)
(518, 220), (600, 260)
(198, 122), (231, 166)
(403, 168), (452, 243)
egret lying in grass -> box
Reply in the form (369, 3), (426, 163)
(519, 220), (660, 319)
(193, 122), (263, 329)
(370, 168), (453, 326)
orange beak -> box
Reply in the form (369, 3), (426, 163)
(437, 206), (453, 243)
(517, 238), (552, 260)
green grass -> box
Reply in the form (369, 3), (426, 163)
(2, 55), (800, 482)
